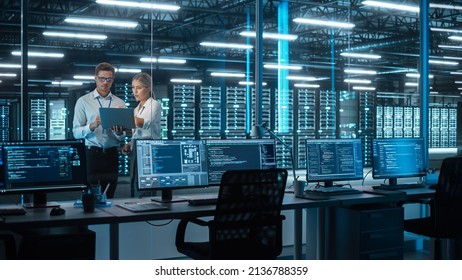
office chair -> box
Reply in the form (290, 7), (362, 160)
(404, 156), (462, 259)
(0, 234), (17, 259)
(175, 168), (288, 260)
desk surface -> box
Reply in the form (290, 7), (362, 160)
(0, 186), (435, 227)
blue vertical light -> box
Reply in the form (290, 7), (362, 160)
(246, 8), (251, 134)
(278, 1), (289, 133)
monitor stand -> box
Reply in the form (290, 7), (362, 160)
(150, 189), (187, 203)
(22, 193), (60, 208)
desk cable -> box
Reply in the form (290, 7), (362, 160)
(145, 220), (174, 227)
(362, 169), (373, 186)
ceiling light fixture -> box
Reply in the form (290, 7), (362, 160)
(170, 78), (202, 84)
(210, 72), (245, 78)
(448, 36), (462, 41)
(293, 18), (355, 29)
(96, 0), (180, 11)
(352, 86), (376, 91)
(239, 31), (298, 41)
(0, 63), (37, 69)
(200, 42), (253, 49)
(12, 51), (64, 58)
(43, 31), (107, 40)
(52, 81), (84, 85)
(238, 81), (267, 86)
(264, 64), (302, 70)
(73, 75), (94, 80)
(0, 73), (17, 77)
(430, 4), (462, 11)
(431, 27), (462, 34)
(340, 52), (381, 59)
(140, 57), (186, 64)
(64, 17), (138, 28)
(439, 45), (462, 49)
(429, 59), (459, 66)
(294, 83), (320, 88)
(286, 75), (317, 81)
(344, 79), (371, 84)
(344, 69), (377, 75)
(362, 1), (419, 13)
(405, 82), (418, 86)
(116, 68), (141, 73)
(405, 73), (434, 78)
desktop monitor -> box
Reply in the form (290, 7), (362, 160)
(0, 139), (87, 207)
(135, 139), (209, 202)
(372, 137), (426, 186)
(305, 138), (364, 187)
(205, 138), (277, 185)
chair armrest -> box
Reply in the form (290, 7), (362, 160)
(175, 218), (209, 250)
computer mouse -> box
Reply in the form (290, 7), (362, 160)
(50, 207), (65, 216)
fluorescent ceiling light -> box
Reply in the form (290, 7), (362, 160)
(74, 75), (95, 80)
(405, 73), (434, 78)
(344, 79), (371, 84)
(455, 81), (462, 84)
(96, 0), (180, 11)
(448, 36), (462, 41)
(293, 18), (355, 29)
(200, 42), (253, 49)
(239, 31), (298, 41)
(430, 4), (462, 11)
(444, 56), (462, 60)
(116, 68), (141, 73)
(340, 52), (381, 59)
(429, 59), (459, 66)
(431, 27), (462, 34)
(286, 75), (317, 81)
(210, 72), (245, 78)
(0, 63), (37, 69)
(238, 81), (267, 86)
(352, 86), (376, 91)
(439, 45), (462, 49)
(362, 1), (419, 13)
(65, 17), (138, 28)
(52, 81), (84, 85)
(405, 82), (418, 86)
(171, 78), (202, 84)
(12, 51), (64, 58)
(294, 83), (320, 88)
(0, 73), (17, 77)
(451, 72), (462, 75)
(344, 69), (377, 75)
(264, 64), (302, 70)
(140, 57), (186, 64)
(43, 31), (107, 40)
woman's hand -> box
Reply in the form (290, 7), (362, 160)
(122, 144), (131, 155)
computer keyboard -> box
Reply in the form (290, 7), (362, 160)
(372, 183), (425, 190)
(296, 193), (330, 201)
(305, 187), (362, 196)
(117, 202), (168, 212)
(0, 206), (26, 216)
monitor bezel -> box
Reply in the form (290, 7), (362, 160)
(371, 137), (426, 181)
(0, 139), (88, 194)
(135, 139), (210, 201)
(205, 138), (277, 186)
(305, 138), (364, 185)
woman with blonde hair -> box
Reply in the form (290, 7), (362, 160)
(122, 72), (161, 196)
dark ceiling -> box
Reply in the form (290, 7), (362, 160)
(1, 0), (462, 96)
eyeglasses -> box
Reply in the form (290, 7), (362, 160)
(96, 76), (114, 83)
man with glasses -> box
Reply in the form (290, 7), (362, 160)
(72, 62), (126, 198)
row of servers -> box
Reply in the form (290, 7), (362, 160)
(0, 86), (458, 174)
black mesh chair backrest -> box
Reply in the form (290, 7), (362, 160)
(209, 168), (288, 259)
(433, 156), (462, 232)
